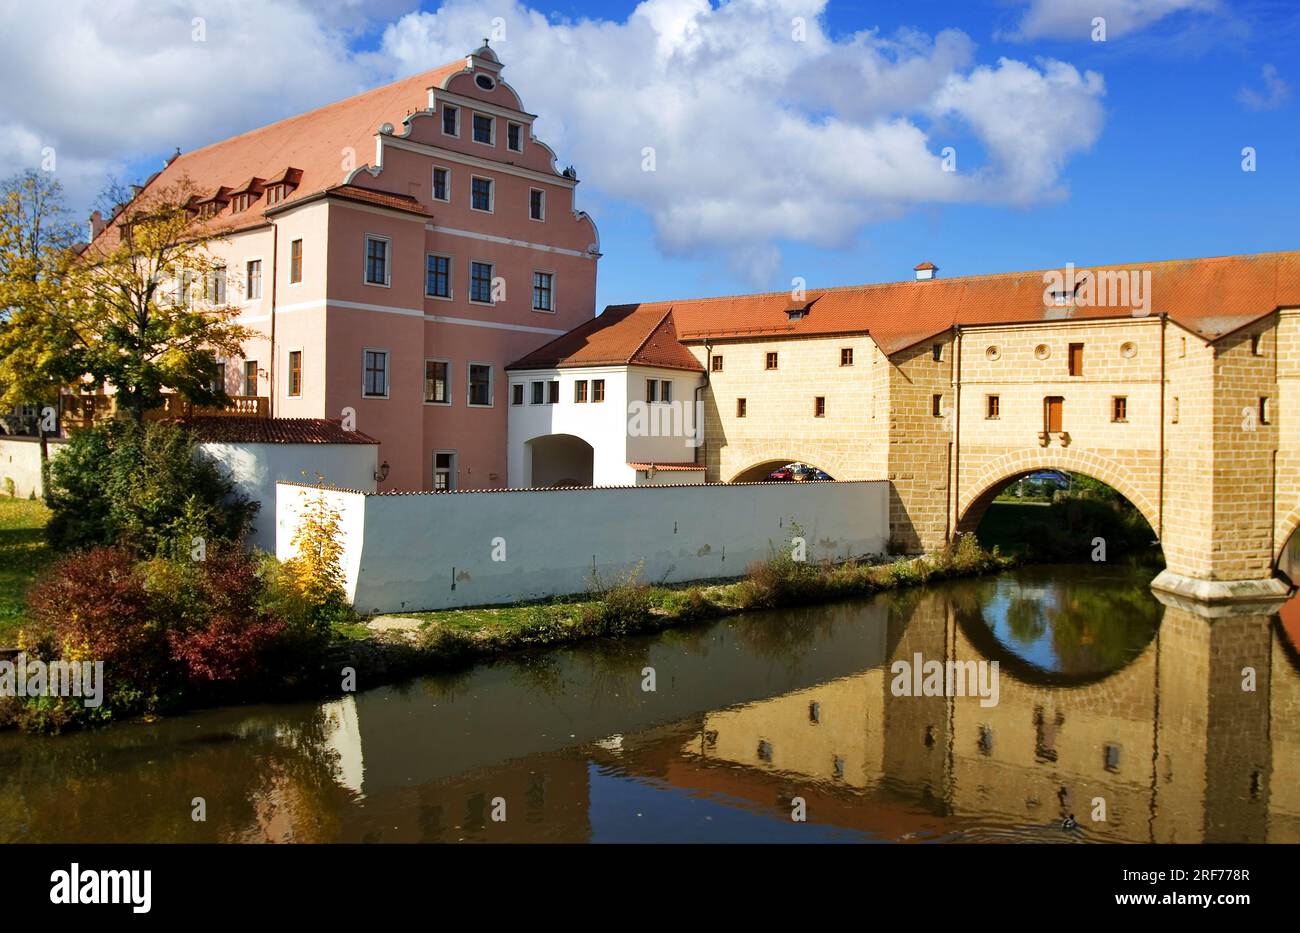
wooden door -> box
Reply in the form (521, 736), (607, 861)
(1045, 396), (1064, 433)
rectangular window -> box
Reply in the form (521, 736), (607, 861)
(529, 188), (545, 221)
(205, 265), (226, 304)
(841, 348), (853, 366)
(986, 395), (1000, 419)
(574, 380), (588, 403)
(434, 451), (455, 491)
(1068, 342), (1084, 376)
(363, 349), (389, 398)
(511, 383), (524, 406)
(424, 360), (449, 404)
(711, 355), (723, 372)
(212, 362), (225, 393)
(432, 167), (449, 202)
(470, 261), (494, 303)
(765, 352), (778, 370)
(1180, 336), (1187, 358)
(442, 105), (459, 136)
(471, 176), (493, 212)
(287, 350), (302, 397)
(932, 343), (943, 362)
(737, 398), (747, 418)
(932, 394), (943, 417)
(246, 259), (262, 300)
(364, 236), (390, 286)
(646, 379), (658, 403)
(1045, 396), (1064, 433)
(547, 380), (559, 404)
(661, 380), (672, 403)
(1172, 396), (1180, 424)
(814, 396), (826, 418)
(468, 364), (493, 407)
(265, 184), (287, 206)
(1260, 396), (1272, 425)
(531, 381), (543, 404)
(592, 379), (605, 402)
(472, 113), (494, 145)
(426, 254), (451, 298)
(243, 360), (258, 397)
(289, 239), (302, 284)
(507, 122), (523, 152)
(1251, 333), (1264, 356)
(1112, 396), (1128, 422)
(532, 271), (554, 312)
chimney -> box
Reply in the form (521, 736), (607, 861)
(914, 261), (937, 281)
(88, 210), (106, 241)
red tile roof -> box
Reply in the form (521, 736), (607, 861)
(90, 59), (468, 249)
(601, 251), (1300, 355)
(507, 306), (704, 372)
(186, 417), (378, 444)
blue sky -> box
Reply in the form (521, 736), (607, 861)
(7, 0), (1296, 312)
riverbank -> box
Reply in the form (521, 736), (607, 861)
(1, 491), (1014, 731)
(337, 534), (1015, 678)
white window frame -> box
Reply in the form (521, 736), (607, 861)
(363, 234), (392, 288)
(471, 112), (496, 147)
(285, 347), (304, 398)
(467, 361), (494, 408)
(528, 187), (545, 222)
(242, 359), (259, 397)
(423, 357), (452, 406)
(531, 268), (556, 313)
(660, 379), (673, 404)
(441, 104), (460, 138)
(433, 449), (458, 491)
(425, 253), (453, 301)
(470, 174), (495, 214)
(469, 259), (495, 306)
(244, 257), (263, 303)
(362, 348), (390, 399)
(510, 381), (525, 406)
(507, 121), (524, 153)
(431, 165), (451, 203)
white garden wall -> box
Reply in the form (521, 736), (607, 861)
(277, 479), (890, 613)
(0, 436), (66, 499)
(203, 440), (377, 551)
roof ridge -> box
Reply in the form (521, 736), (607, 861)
(627, 307), (676, 364)
(604, 250), (1300, 311)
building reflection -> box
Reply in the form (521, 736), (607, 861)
(592, 586), (1300, 843)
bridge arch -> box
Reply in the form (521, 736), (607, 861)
(956, 448), (1160, 537)
(1275, 506), (1300, 582)
(728, 455), (844, 483)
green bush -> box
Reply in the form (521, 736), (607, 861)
(43, 420), (256, 557)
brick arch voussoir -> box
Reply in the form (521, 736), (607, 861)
(956, 448), (1159, 537)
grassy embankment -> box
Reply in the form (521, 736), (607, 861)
(2, 496), (1013, 672)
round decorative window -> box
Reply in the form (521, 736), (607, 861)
(475, 74), (496, 90)
(1034, 344), (1050, 360)
(985, 346), (1000, 361)
(1120, 341), (1138, 359)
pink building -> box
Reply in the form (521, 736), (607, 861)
(91, 43), (600, 491)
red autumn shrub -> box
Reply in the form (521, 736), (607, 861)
(26, 545), (168, 687)
(164, 550), (287, 687)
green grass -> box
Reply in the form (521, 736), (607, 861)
(0, 497), (53, 645)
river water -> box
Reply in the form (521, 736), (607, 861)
(3, 564), (1298, 843)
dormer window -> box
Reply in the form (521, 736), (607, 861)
(265, 185), (286, 205)
(231, 192), (254, 213)
(787, 309), (805, 321)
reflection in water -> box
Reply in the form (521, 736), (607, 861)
(1, 565), (1298, 843)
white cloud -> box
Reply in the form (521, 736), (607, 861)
(1238, 64), (1291, 111)
(0, 0), (1107, 279)
(376, 0), (1105, 278)
(1005, 0), (1219, 41)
